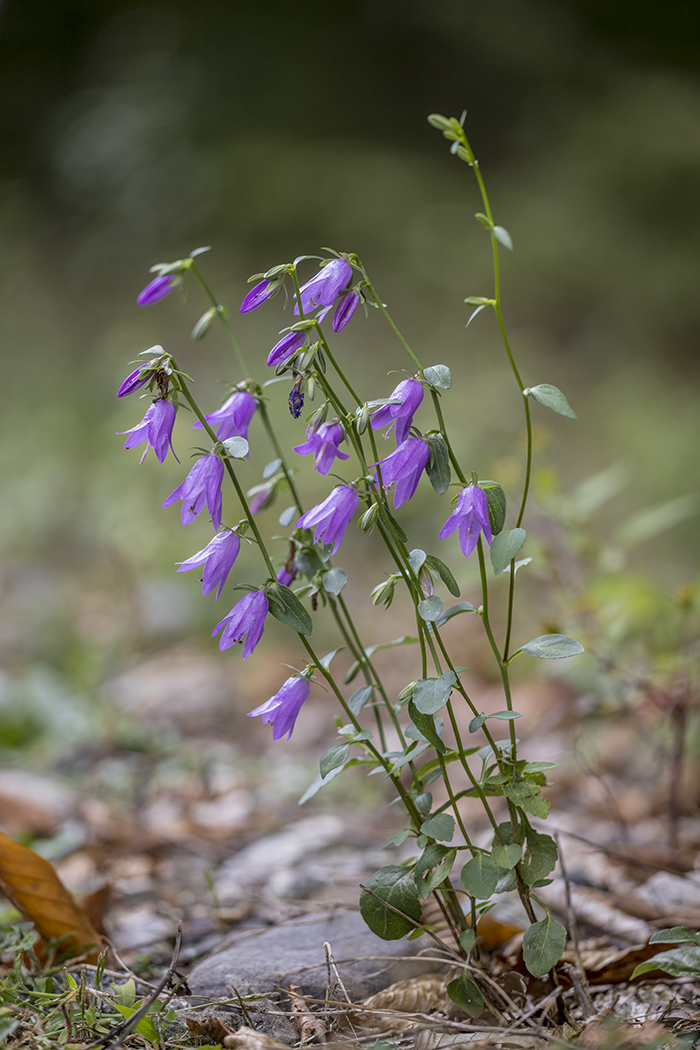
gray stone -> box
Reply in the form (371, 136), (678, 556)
(188, 909), (448, 1003)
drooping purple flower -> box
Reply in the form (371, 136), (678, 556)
(118, 366), (151, 398)
(212, 591), (269, 658)
(439, 484), (493, 558)
(162, 453), (224, 529)
(137, 274), (178, 306)
(118, 399), (178, 464)
(240, 278), (281, 313)
(371, 437), (430, 509)
(371, 379), (424, 444)
(175, 530), (241, 600)
(277, 564), (296, 586)
(193, 390), (257, 441)
(248, 676), (311, 740)
(295, 486), (360, 554)
(268, 330), (306, 368)
(294, 259), (352, 316)
(332, 290), (360, 332)
(293, 422), (349, 475)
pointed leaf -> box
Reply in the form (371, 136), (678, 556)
(486, 710), (522, 721)
(522, 828), (558, 885)
(348, 685), (374, 716)
(426, 433), (451, 495)
(415, 844), (456, 897)
(420, 814), (455, 842)
(0, 832), (102, 961)
(520, 634), (584, 659)
(480, 482), (506, 536)
(424, 554), (460, 596)
(434, 601), (477, 628)
(446, 972), (484, 1017)
(631, 946), (700, 980)
(529, 384), (577, 419)
(491, 528), (527, 575)
(650, 927), (700, 947)
(469, 713), (486, 733)
(279, 505), (296, 527)
(408, 700), (447, 753)
(263, 458), (282, 479)
(493, 226), (513, 251)
(360, 865), (422, 940)
(412, 675), (453, 715)
(460, 854), (500, 899)
(267, 582), (312, 634)
(522, 914), (567, 977)
(321, 567), (348, 595)
(504, 781), (550, 819)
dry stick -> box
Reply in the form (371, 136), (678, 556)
(323, 942), (352, 1006)
(358, 884), (462, 961)
(84, 923), (183, 1050)
(554, 831), (594, 1020)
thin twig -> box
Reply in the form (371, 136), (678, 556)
(554, 830), (593, 1018)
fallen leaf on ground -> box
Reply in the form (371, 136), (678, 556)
(0, 831), (103, 961)
(288, 983), (327, 1043)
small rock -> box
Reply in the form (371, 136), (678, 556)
(188, 909), (449, 1003)
(634, 869), (700, 915)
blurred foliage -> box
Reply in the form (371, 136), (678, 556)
(0, 0), (698, 740)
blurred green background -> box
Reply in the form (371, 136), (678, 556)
(0, 0), (699, 759)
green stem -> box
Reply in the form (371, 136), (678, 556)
(357, 265), (424, 371)
(256, 399), (304, 517)
(190, 263), (250, 379)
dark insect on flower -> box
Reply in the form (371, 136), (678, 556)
(289, 381), (304, 418)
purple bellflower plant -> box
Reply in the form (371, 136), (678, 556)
(175, 530), (241, 600)
(137, 275), (179, 306)
(294, 258), (352, 316)
(240, 278), (281, 313)
(371, 379), (424, 444)
(248, 675), (311, 740)
(439, 484), (493, 557)
(212, 591), (269, 658)
(193, 390), (257, 441)
(371, 437), (430, 509)
(119, 399), (178, 464)
(118, 367), (151, 398)
(162, 453), (224, 530)
(295, 486), (359, 554)
(293, 422), (349, 475)
(332, 290), (360, 332)
(267, 330), (306, 368)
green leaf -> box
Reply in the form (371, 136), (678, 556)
(493, 225), (513, 251)
(424, 554), (460, 596)
(266, 582), (313, 635)
(522, 828), (558, 884)
(522, 914), (567, 977)
(348, 685), (374, 715)
(466, 303), (487, 327)
(279, 505), (296, 527)
(413, 675), (453, 715)
(263, 458), (283, 479)
(319, 647), (343, 671)
(359, 866), (422, 940)
(423, 364), (452, 390)
(321, 567), (348, 595)
(504, 781), (550, 819)
(382, 829), (412, 848)
(487, 710), (522, 721)
(650, 927), (700, 947)
(475, 212), (492, 229)
(459, 928), (477, 953)
(426, 433), (451, 495)
(481, 482), (506, 536)
(631, 946), (700, 980)
(529, 384), (577, 419)
(420, 814), (455, 842)
(492, 842), (522, 869)
(418, 596), (443, 621)
(434, 601), (477, 628)
(519, 634), (584, 659)
(222, 436), (249, 459)
(490, 528), (527, 575)
(298, 757), (371, 804)
(408, 700), (447, 753)
(112, 1003), (161, 1045)
(414, 844), (456, 897)
(446, 972), (484, 1018)
(460, 854), (500, 899)
(469, 713), (486, 733)
(408, 548), (426, 574)
(320, 743), (350, 778)
(381, 506), (408, 542)
(522, 761), (559, 774)
(192, 306), (219, 340)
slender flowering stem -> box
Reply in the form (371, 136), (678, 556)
(356, 263), (424, 371)
(190, 262), (251, 379)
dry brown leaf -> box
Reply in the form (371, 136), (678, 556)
(362, 972), (447, 1015)
(288, 983), (327, 1043)
(185, 1015), (236, 1042)
(222, 1024), (288, 1049)
(0, 831), (103, 961)
(572, 1008), (677, 1049)
(477, 912), (524, 950)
